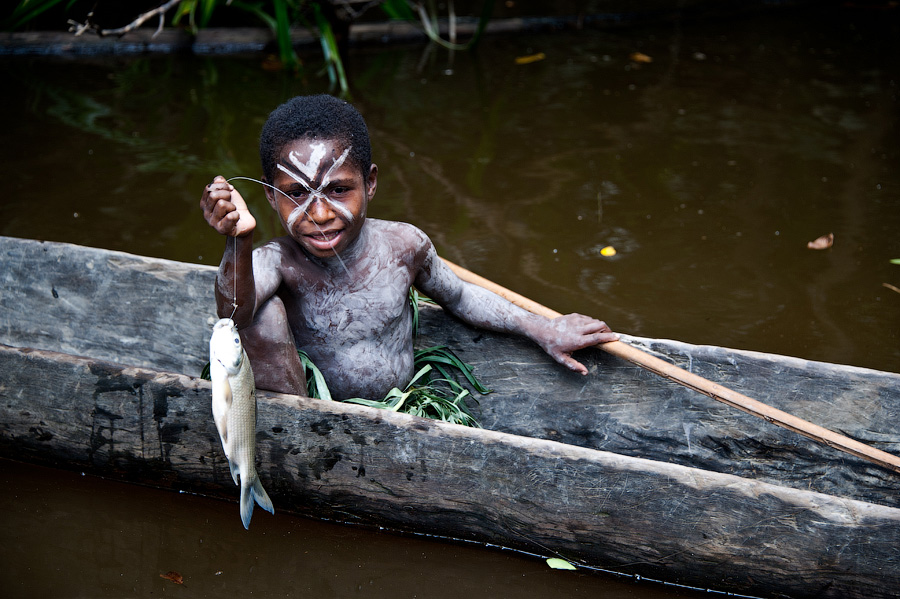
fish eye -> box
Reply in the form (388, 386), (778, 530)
(233, 337), (240, 344)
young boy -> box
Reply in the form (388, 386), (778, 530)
(200, 95), (617, 401)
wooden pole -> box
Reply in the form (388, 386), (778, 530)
(442, 258), (900, 474)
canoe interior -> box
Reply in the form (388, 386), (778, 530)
(2, 235), (899, 509)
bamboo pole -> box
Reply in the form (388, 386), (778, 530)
(442, 258), (900, 474)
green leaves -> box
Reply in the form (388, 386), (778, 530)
(300, 344), (487, 427)
(341, 345), (490, 427)
(4, 0), (75, 31)
(312, 2), (347, 94)
(415, 345), (491, 395)
(298, 349), (332, 402)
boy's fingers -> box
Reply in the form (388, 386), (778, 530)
(587, 331), (619, 345)
(557, 352), (589, 375)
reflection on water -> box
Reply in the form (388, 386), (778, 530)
(3, 459), (705, 599)
(1, 6), (899, 598)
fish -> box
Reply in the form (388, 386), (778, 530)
(209, 317), (274, 529)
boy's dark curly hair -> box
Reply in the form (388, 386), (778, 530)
(259, 95), (372, 183)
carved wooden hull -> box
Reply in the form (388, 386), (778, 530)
(1, 236), (898, 598)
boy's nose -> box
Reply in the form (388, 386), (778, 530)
(307, 197), (335, 223)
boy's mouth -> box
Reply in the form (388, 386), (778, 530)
(304, 229), (343, 251)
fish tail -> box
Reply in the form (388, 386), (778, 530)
(252, 476), (275, 515)
(239, 480), (254, 530)
(239, 474), (275, 529)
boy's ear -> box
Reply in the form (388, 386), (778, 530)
(262, 178), (278, 209)
(366, 164), (378, 201)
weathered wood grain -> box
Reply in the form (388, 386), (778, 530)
(0, 236), (216, 375)
(1, 343), (898, 599)
(415, 311), (900, 507)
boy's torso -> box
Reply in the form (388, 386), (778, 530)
(259, 219), (428, 399)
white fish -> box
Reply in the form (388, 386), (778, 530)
(209, 318), (274, 529)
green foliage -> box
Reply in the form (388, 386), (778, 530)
(298, 349), (332, 401)
(311, 2), (347, 93)
(341, 344), (489, 427)
(379, 0), (414, 21)
(414, 345), (491, 395)
(408, 287), (436, 337)
(305, 342), (489, 428)
(412, 0), (495, 51)
(3, 0), (75, 31)
(343, 349), (486, 427)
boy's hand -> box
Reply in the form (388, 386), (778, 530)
(200, 175), (256, 237)
(538, 314), (618, 375)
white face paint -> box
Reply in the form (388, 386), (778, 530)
(289, 142), (327, 180)
(277, 142), (354, 228)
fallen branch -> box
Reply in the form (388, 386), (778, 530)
(68, 0), (182, 38)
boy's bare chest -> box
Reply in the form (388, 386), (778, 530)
(281, 260), (414, 338)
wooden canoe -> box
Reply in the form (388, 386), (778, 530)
(1, 235), (898, 598)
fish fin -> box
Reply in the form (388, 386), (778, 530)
(239, 475), (275, 529)
(239, 480), (254, 530)
(212, 377), (232, 448)
(229, 460), (240, 486)
(252, 476), (275, 516)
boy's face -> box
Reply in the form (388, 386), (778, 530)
(265, 137), (377, 259)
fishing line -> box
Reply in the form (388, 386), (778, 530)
(229, 238), (238, 320)
(226, 176), (350, 275)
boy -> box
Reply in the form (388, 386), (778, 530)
(200, 95), (617, 401)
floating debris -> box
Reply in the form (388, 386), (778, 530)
(807, 233), (834, 250)
(629, 52), (653, 63)
(546, 558), (577, 570)
(160, 571), (184, 585)
(515, 52), (545, 65)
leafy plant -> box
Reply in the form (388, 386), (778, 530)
(298, 348), (332, 401)
(343, 353), (485, 427)
(408, 0), (495, 51)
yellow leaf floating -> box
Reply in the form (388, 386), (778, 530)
(546, 558), (577, 570)
(515, 52), (546, 65)
(630, 52), (653, 63)
(600, 245), (617, 257)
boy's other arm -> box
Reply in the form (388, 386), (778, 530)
(414, 243), (617, 375)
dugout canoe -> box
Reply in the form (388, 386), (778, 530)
(0, 235), (898, 598)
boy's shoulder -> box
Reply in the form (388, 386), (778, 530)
(367, 218), (431, 246)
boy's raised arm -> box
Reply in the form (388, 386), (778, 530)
(200, 176), (278, 328)
(415, 242), (617, 375)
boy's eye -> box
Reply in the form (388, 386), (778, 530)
(288, 189), (309, 199)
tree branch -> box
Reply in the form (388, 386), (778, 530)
(68, 0), (183, 38)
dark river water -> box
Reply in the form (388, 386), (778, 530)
(1, 4), (899, 598)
